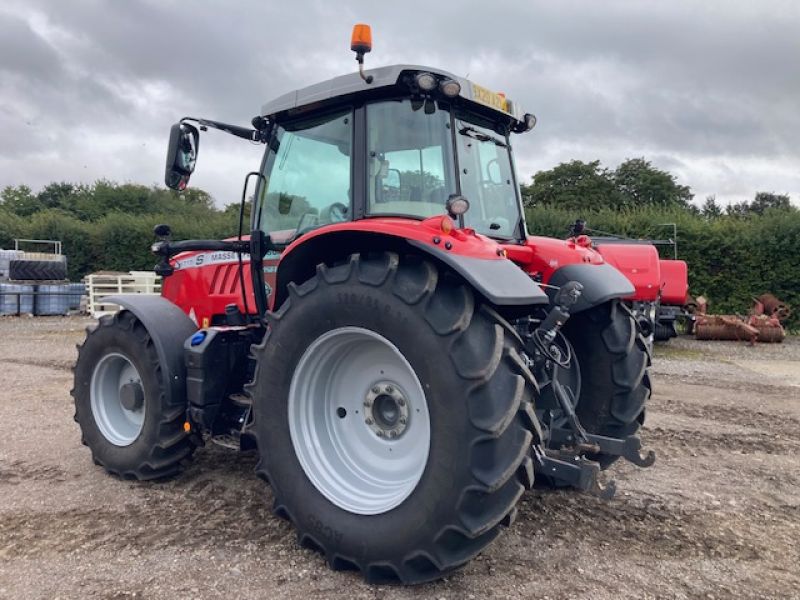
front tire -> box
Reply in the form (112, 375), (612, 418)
(249, 253), (538, 584)
(72, 311), (195, 479)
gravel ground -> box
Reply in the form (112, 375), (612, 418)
(0, 316), (798, 599)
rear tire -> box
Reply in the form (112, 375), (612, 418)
(248, 253), (539, 584)
(72, 311), (195, 479)
(563, 300), (651, 469)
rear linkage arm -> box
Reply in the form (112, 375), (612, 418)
(526, 280), (655, 499)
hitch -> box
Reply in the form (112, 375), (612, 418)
(549, 427), (656, 468)
(533, 445), (616, 499)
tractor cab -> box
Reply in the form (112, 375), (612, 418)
(253, 63), (536, 246)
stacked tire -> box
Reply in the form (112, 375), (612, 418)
(3, 257), (71, 315)
(9, 259), (67, 282)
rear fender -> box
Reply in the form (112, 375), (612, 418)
(547, 263), (635, 314)
(273, 222), (549, 310)
(104, 295), (198, 406)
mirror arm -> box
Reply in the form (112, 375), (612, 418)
(181, 117), (268, 143)
(152, 239), (250, 258)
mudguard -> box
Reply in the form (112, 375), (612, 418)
(547, 263), (635, 314)
(104, 294), (198, 407)
(407, 241), (549, 306)
(273, 224), (550, 310)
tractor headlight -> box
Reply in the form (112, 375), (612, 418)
(439, 78), (461, 97)
(415, 72), (438, 92)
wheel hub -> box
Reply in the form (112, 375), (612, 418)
(364, 382), (409, 438)
(119, 381), (144, 411)
(90, 352), (145, 447)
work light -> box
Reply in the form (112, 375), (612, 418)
(415, 72), (438, 92)
(439, 79), (461, 97)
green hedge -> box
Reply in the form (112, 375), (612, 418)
(0, 208), (238, 281)
(526, 206), (800, 329)
(2, 203), (797, 330)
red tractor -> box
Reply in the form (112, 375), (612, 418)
(73, 26), (654, 584)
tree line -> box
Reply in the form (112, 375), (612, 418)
(521, 157), (794, 218)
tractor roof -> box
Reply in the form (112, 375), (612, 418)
(261, 64), (526, 124)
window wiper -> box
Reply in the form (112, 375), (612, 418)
(458, 125), (508, 148)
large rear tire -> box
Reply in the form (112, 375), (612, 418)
(248, 253), (538, 584)
(562, 300), (651, 469)
(72, 311), (195, 479)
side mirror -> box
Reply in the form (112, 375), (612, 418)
(165, 123), (199, 190)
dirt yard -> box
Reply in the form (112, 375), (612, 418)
(1, 316), (798, 599)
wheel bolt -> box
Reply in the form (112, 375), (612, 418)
(397, 398), (405, 406)
(364, 400), (372, 407)
(399, 417), (406, 425)
(371, 386), (380, 394)
(385, 385), (393, 393)
(376, 430), (385, 437)
(365, 418), (373, 425)
(390, 431), (397, 438)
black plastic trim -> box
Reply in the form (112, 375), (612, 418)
(546, 263), (635, 314)
(407, 240), (548, 306)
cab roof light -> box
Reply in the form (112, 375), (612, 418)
(512, 113), (537, 134)
(415, 72), (438, 92)
(439, 78), (461, 98)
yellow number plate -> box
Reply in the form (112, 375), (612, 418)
(471, 83), (509, 113)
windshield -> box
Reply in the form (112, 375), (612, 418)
(455, 115), (520, 238)
(256, 109), (352, 242)
(367, 99), (456, 217)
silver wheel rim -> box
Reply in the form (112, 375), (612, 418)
(288, 326), (431, 515)
(90, 352), (145, 446)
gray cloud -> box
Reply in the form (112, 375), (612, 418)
(1, 0), (798, 207)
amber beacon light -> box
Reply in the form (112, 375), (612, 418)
(351, 23), (374, 83)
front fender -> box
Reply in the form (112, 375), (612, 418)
(547, 263), (635, 314)
(104, 295), (197, 406)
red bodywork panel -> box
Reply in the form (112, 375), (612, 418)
(502, 235), (605, 283)
(160, 216), (505, 325)
(659, 259), (689, 305)
(593, 243), (662, 302)
(160, 217), (675, 324)
(279, 216), (504, 262)
(160, 243), (262, 327)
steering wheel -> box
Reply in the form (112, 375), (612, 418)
(320, 202), (349, 224)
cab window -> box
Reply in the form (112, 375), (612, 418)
(367, 100), (456, 217)
(258, 110), (352, 241)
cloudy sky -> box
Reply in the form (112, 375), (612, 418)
(1, 0), (798, 208)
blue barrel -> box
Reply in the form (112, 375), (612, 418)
(0, 283), (34, 315)
(34, 283), (72, 315)
(67, 282), (85, 310)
